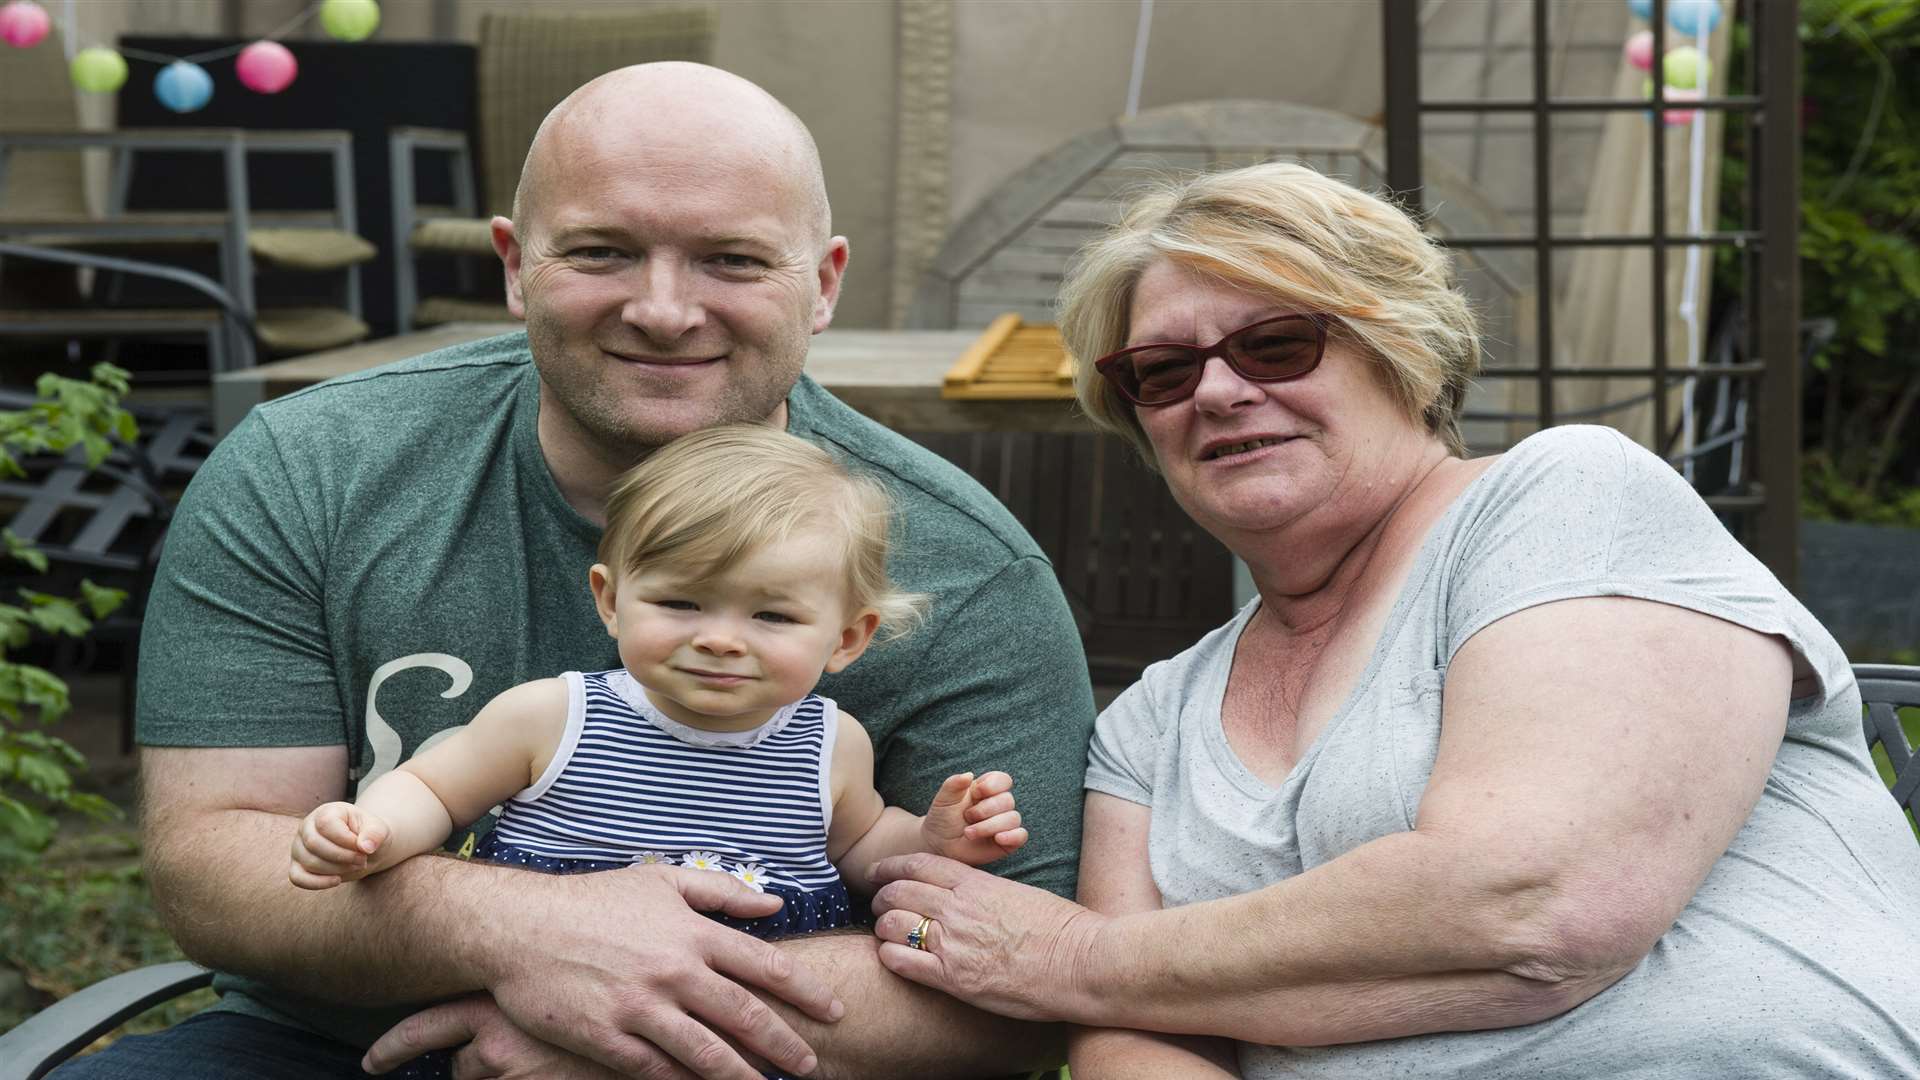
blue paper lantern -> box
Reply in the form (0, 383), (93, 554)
(1629, 0), (1653, 19)
(154, 60), (213, 113)
(1667, 0), (1722, 36)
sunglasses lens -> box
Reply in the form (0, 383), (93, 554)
(1232, 320), (1321, 378)
(1119, 346), (1200, 404)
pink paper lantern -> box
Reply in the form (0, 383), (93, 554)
(1661, 86), (1703, 126)
(1623, 30), (1654, 72)
(0, 1), (51, 49)
(235, 40), (297, 94)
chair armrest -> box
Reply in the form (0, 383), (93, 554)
(0, 961), (212, 1080)
(389, 126), (471, 153)
(0, 241), (258, 371)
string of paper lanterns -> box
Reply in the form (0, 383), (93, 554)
(1625, 0), (1722, 125)
(1622, 0), (1724, 482)
(0, 0), (380, 111)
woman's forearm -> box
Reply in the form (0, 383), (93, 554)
(1076, 829), (1617, 1044)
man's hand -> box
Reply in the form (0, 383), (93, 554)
(920, 772), (1027, 866)
(364, 995), (646, 1079)
(290, 801), (391, 889)
(476, 863), (845, 1079)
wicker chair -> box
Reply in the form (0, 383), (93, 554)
(0, 26), (373, 362)
(389, 6), (713, 332)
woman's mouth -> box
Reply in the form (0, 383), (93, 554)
(1202, 436), (1292, 461)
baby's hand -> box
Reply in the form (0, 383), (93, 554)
(289, 801), (391, 890)
(921, 771), (1027, 866)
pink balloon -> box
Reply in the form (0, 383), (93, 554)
(1623, 29), (1655, 72)
(0, 1), (51, 49)
(235, 40), (297, 94)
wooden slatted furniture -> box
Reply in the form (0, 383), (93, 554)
(941, 314), (1075, 400)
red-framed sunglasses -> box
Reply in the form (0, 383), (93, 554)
(1093, 314), (1328, 407)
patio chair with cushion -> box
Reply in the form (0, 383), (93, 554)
(4, 662), (1917, 1078)
(0, 25), (374, 364)
(389, 6), (713, 332)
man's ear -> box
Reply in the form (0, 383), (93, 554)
(810, 237), (850, 334)
(588, 564), (620, 638)
(823, 608), (880, 674)
(491, 215), (527, 319)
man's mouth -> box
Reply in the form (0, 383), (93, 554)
(1203, 436), (1291, 461)
(604, 349), (722, 366)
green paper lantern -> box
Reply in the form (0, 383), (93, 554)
(70, 46), (127, 93)
(1662, 46), (1710, 91)
(320, 0), (380, 42)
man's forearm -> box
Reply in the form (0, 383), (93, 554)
(764, 930), (1065, 1080)
(148, 805), (523, 1005)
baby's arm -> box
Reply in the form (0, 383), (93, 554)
(825, 709), (1027, 892)
(288, 678), (569, 889)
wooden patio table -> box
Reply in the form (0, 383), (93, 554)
(212, 321), (1092, 436)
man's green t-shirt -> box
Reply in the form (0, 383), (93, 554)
(137, 331), (1095, 1045)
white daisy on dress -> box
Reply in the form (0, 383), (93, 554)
(729, 863), (770, 892)
(634, 851), (668, 866)
(682, 850), (724, 871)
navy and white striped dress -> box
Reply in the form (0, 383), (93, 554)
(394, 670), (855, 1080)
(475, 668), (857, 936)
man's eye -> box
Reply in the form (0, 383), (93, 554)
(712, 253), (765, 271)
(572, 247), (623, 261)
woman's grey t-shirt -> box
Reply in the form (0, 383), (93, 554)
(1086, 425), (1920, 1078)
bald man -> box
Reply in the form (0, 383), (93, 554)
(79, 64), (1094, 1080)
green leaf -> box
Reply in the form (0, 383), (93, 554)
(17, 750), (73, 799)
(80, 580), (128, 620)
(19, 592), (92, 638)
(15, 664), (71, 722)
(3, 530), (48, 574)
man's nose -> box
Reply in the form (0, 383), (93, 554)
(622, 259), (704, 340)
(1191, 355), (1261, 413)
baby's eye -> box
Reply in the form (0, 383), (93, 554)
(654, 599), (698, 611)
(754, 611), (797, 624)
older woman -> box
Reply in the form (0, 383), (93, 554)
(867, 163), (1920, 1077)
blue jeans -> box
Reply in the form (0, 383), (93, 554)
(48, 1011), (371, 1079)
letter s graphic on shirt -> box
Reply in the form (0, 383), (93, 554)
(358, 653), (474, 796)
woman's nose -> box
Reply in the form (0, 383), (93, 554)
(1190, 355), (1261, 413)
(622, 260), (705, 340)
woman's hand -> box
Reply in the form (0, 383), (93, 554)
(868, 853), (1109, 1024)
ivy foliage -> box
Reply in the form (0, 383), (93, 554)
(0, 365), (136, 864)
(1796, 0), (1920, 520)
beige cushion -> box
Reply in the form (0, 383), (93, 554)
(248, 228), (377, 270)
(255, 306), (369, 354)
(414, 296), (513, 327)
(410, 217), (495, 254)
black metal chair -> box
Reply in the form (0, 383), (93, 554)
(1856, 664), (1920, 820)
(4, 665), (1918, 1078)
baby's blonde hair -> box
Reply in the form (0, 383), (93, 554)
(599, 425), (927, 639)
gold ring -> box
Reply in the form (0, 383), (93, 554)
(905, 915), (933, 950)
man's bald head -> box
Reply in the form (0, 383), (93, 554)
(511, 62), (831, 251)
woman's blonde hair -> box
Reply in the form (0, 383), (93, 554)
(598, 425), (927, 639)
(1057, 162), (1481, 462)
